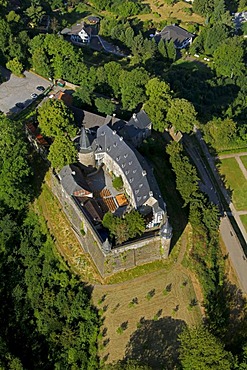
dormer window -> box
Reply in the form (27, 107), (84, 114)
(139, 183), (143, 188)
(124, 153), (128, 158)
(135, 189), (139, 195)
(125, 170), (129, 175)
(143, 195), (147, 200)
(133, 169), (137, 174)
(101, 131), (105, 136)
(137, 196), (141, 202)
(130, 177), (134, 183)
(116, 156), (120, 162)
(113, 142), (117, 147)
(107, 146), (111, 152)
(129, 161), (132, 166)
(122, 163), (126, 168)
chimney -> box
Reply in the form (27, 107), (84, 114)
(142, 170), (146, 176)
(71, 171), (76, 176)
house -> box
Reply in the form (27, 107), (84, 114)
(61, 22), (91, 44)
(154, 25), (194, 49)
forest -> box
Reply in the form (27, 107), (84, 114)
(0, 0), (247, 368)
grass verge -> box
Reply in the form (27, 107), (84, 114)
(219, 158), (247, 211)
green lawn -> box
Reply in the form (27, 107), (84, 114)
(220, 158), (247, 211)
(240, 215), (247, 233)
(240, 156), (247, 171)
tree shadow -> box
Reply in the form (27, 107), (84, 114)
(166, 62), (239, 124)
(124, 316), (186, 369)
(205, 277), (247, 353)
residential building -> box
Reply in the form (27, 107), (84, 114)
(154, 25), (194, 49)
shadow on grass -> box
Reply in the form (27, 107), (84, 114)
(140, 133), (188, 251)
(124, 316), (186, 369)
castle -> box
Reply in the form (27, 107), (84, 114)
(54, 109), (173, 277)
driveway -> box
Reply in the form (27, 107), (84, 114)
(0, 66), (51, 115)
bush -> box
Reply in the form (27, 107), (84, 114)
(112, 176), (123, 190)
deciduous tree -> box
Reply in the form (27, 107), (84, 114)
(179, 325), (233, 370)
(38, 99), (76, 139)
(166, 98), (197, 133)
(48, 136), (78, 170)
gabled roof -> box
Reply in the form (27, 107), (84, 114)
(127, 110), (151, 130)
(61, 21), (90, 36)
(71, 107), (106, 128)
(155, 25), (194, 48)
(59, 164), (92, 197)
(95, 125), (151, 208)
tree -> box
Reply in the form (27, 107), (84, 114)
(94, 97), (116, 115)
(102, 211), (145, 244)
(144, 78), (172, 131)
(166, 141), (199, 206)
(38, 99), (76, 139)
(125, 211), (145, 238)
(119, 68), (149, 111)
(6, 58), (24, 77)
(193, 0), (215, 15)
(0, 115), (31, 209)
(6, 10), (20, 23)
(25, 4), (45, 27)
(203, 117), (237, 149)
(213, 37), (245, 77)
(104, 62), (122, 98)
(204, 24), (230, 55)
(179, 325), (233, 369)
(166, 98), (197, 133)
(48, 136), (78, 170)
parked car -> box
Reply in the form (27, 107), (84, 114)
(31, 93), (38, 99)
(36, 85), (45, 92)
(15, 102), (24, 109)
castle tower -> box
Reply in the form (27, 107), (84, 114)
(78, 126), (95, 168)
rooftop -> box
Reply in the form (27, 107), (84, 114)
(155, 25), (194, 48)
(96, 124), (151, 208)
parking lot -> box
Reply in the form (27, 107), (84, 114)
(0, 66), (51, 114)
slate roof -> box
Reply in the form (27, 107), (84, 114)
(127, 110), (151, 130)
(79, 125), (92, 152)
(154, 25), (194, 48)
(59, 164), (92, 196)
(95, 125), (151, 208)
(71, 107), (106, 129)
(61, 22), (91, 36)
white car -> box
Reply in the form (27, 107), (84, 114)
(31, 93), (38, 99)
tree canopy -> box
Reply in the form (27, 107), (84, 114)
(179, 325), (233, 369)
(166, 98), (197, 133)
(38, 99), (76, 139)
(0, 115), (31, 210)
(102, 210), (145, 244)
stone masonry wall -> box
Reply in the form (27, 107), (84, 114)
(51, 173), (171, 277)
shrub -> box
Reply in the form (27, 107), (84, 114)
(112, 176), (123, 190)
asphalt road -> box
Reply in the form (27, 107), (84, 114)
(0, 66), (51, 115)
(220, 217), (247, 293)
(189, 129), (247, 293)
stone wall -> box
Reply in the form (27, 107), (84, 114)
(51, 173), (171, 277)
